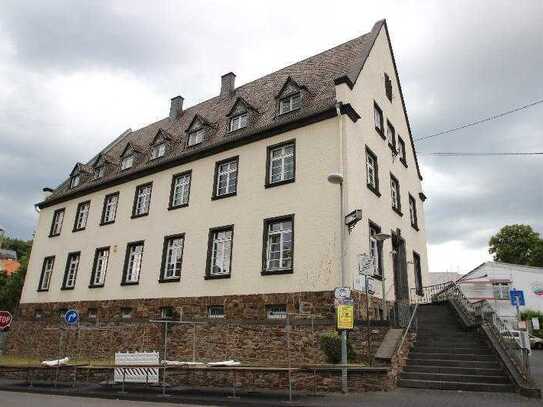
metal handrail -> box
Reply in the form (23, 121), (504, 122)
(395, 303), (418, 356)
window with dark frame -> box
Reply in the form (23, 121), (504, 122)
(93, 166), (105, 180)
(365, 148), (380, 195)
(73, 201), (90, 232)
(169, 172), (191, 209)
(384, 73), (393, 101)
(150, 142), (166, 160)
(390, 174), (401, 214)
(208, 305), (225, 319)
(397, 136), (406, 164)
(38, 256), (55, 291)
(493, 282), (511, 300)
(160, 306), (174, 319)
(121, 307), (133, 319)
(213, 158), (238, 199)
(409, 194), (418, 230)
(369, 223), (383, 278)
(266, 141), (295, 187)
(262, 215), (294, 274)
(160, 234), (184, 282)
(122, 241), (144, 285)
(229, 113), (248, 132)
(387, 120), (396, 149)
(132, 183), (152, 217)
(121, 155), (134, 170)
(266, 304), (287, 319)
(62, 252), (80, 290)
(49, 208), (65, 237)
(206, 226), (233, 278)
(279, 93), (301, 114)
(90, 247), (110, 287)
(88, 308), (98, 320)
(373, 102), (384, 135)
(101, 192), (119, 225)
(34, 309), (43, 320)
(413, 252), (423, 296)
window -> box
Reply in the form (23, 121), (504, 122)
(387, 121), (396, 149)
(38, 256), (55, 291)
(279, 93), (301, 114)
(122, 241), (144, 285)
(493, 283), (511, 300)
(266, 141), (295, 187)
(206, 226), (233, 278)
(365, 148), (379, 195)
(369, 222), (383, 278)
(413, 252), (423, 296)
(409, 194), (418, 230)
(267, 304), (287, 320)
(34, 309), (43, 320)
(213, 157), (238, 199)
(121, 155), (134, 170)
(94, 166), (105, 180)
(132, 183), (152, 217)
(121, 307), (133, 319)
(160, 307), (174, 319)
(73, 201), (90, 231)
(58, 308), (68, 319)
(70, 175), (80, 189)
(150, 143), (166, 160)
(169, 171), (191, 209)
(62, 252), (80, 290)
(49, 208), (65, 237)
(90, 247), (110, 287)
(229, 113), (248, 132)
(373, 102), (384, 135)
(160, 234), (184, 282)
(208, 305), (225, 319)
(262, 215), (294, 274)
(188, 128), (205, 146)
(397, 136), (406, 164)
(390, 174), (402, 214)
(88, 308), (97, 320)
(101, 192), (119, 225)
(384, 73), (393, 102)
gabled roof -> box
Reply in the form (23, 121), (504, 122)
(0, 249), (17, 260)
(69, 162), (92, 176)
(150, 128), (174, 145)
(275, 76), (308, 98)
(186, 114), (213, 132)
(120, 142), (144, 157)
(225, 96), (258, 117)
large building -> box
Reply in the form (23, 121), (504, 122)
(19, 20), (428, 323)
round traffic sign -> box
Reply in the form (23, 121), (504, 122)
(64, 309), (79, 326)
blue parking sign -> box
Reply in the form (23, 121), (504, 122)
(510, 290), (525, 307)
(64, 309), (79, 326)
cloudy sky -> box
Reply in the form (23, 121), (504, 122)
(0, 1), (542, 274)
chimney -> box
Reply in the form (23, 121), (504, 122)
(220, 72), (236, 97)
(169, 95), (184, 120)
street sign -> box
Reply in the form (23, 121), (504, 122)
(358, 254), (375, 276)
(337, 304), (354, 330)
(64, 309), (79, 326)
(354, 275), (375, 294)
(533, 318), (540, 330)
(335, 287), (351, 300)
(510, 290), (525, 307)
(0, 311), (12, 331)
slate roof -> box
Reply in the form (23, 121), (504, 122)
(40, 19), (420, 208)
(0, 249), (17, 260)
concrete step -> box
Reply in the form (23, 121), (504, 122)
(409, 352), (496, 361)
(413, 346), (492, 354)
(400, 371), (509, 384)
(407, 358), (500, 368)
(404, 364), (505, 376)
(398, 378), (514, 393)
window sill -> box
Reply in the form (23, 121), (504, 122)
(131, 212), (149, 219)
(168, 203), (189, 211)
(60, 286), (75, 291)
(375, 127), (385, 140)
(72, 227), (86, 233)
(159, 277), (181, 283)
(265, 178), (295, 189)
(121, 281), (140, 286)
(48, 233), (61, 238)
(100, 220), (115, 226)
(400, 158), (408, 168)
(367, 185), (381, 197)
(261, 268), (293, 276)
(205, 274), (231, 280)
(372, 274), (383, 281)
(89, 284), (104, 289)
(411, 223), (419, 232)
(211, 192), (237, 201)
(227, 127), (247, 134)
(37, 288), (50, 292)
(392, 207), (403, 217)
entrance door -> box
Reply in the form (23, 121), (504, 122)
(392, 230), (409, 302)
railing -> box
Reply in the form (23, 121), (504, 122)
(409, 281), (453, 304)
(393, 303), (418, 358)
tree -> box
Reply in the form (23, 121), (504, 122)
(489, 224), (543, 267)
(0, 236), (32, 312)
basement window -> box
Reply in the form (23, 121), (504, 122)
(266, 304), (287, 320)
(34, 309), (43, 320)
(160, 307), (174, 320)
(208, 305), (225, 319)
(88, 308), (97, 320)
(121, 307), (133, 319)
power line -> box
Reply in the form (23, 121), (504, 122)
(419, 152), (543, 157)
(414, 98), (543, 143)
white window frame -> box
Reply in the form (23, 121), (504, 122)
(64, 253), (80, 289)
(94, 166), (105, 180)
(374, 103), (383, 132)
(493, 282), (511, 300)
(409, 196), (418, 227)
(163, 236), (184, 280)
(171, 173), (191, 207)
(369, 225), (382, 277)
(279, 93), (301, 114)
(74, 202), (90, 230)
(208, 305), (225, 319)
(151, 143), (166, 160)
(40, 257), (55, 290)
(51, 209), (64, 236)
(269, 143), (294, 184)
(265, 218), (293, 272)
(229, 113), (248, 132)
(188, 128), (205, 146)
(121, 155), (134, 170)
(125, 243), (144, 284)
(133, 184), (152, 216)
(391, 176), (401, 210)
(215, 160), (238, 197)
(366, 151), (378, 189)
(267, 305), (287, 320)
(102, 193), (118, 224)
(70, 175), (80, 188)
(209, 229), (233, 276)
(92, 248), (110, 286)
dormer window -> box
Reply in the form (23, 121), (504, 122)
(279, 93), (301, 115)
(94, 166), (105, 180)
(121, 155), (134, 170)
(151, 143), (166, 160)
(229, 113), (248, 132)
(188, 128), (205, 146)
(70, 175), (80, 189)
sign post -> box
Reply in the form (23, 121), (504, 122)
(0, 311), (12, 331)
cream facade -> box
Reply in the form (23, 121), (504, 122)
(21, 20), (428, 308)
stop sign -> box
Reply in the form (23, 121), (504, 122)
(0, 311), (12, 330)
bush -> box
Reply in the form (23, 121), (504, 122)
(319, 331), (357, 363)
(521, 309), (543, 338)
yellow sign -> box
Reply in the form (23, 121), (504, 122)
(337, 304), (354, 330)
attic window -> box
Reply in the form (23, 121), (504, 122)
(121, 155), (134, 170)
(151, 143), (166, 160)
(279, 93), (301, 115)
(94, 166), (105, 180)
(70, 175), (80, 189)
(229, 113), (248, 132)
(188, 128), (205, 146)
(384, 73), (393, 102)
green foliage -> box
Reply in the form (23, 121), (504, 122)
(319, 331), (357, 363)
(520, 309), (543, 338)
(0, 235), (32, 312)
(489, 225), (543, 267)
(1, 236), (32, 260)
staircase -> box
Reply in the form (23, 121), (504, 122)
(399, 303), (514, 392)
